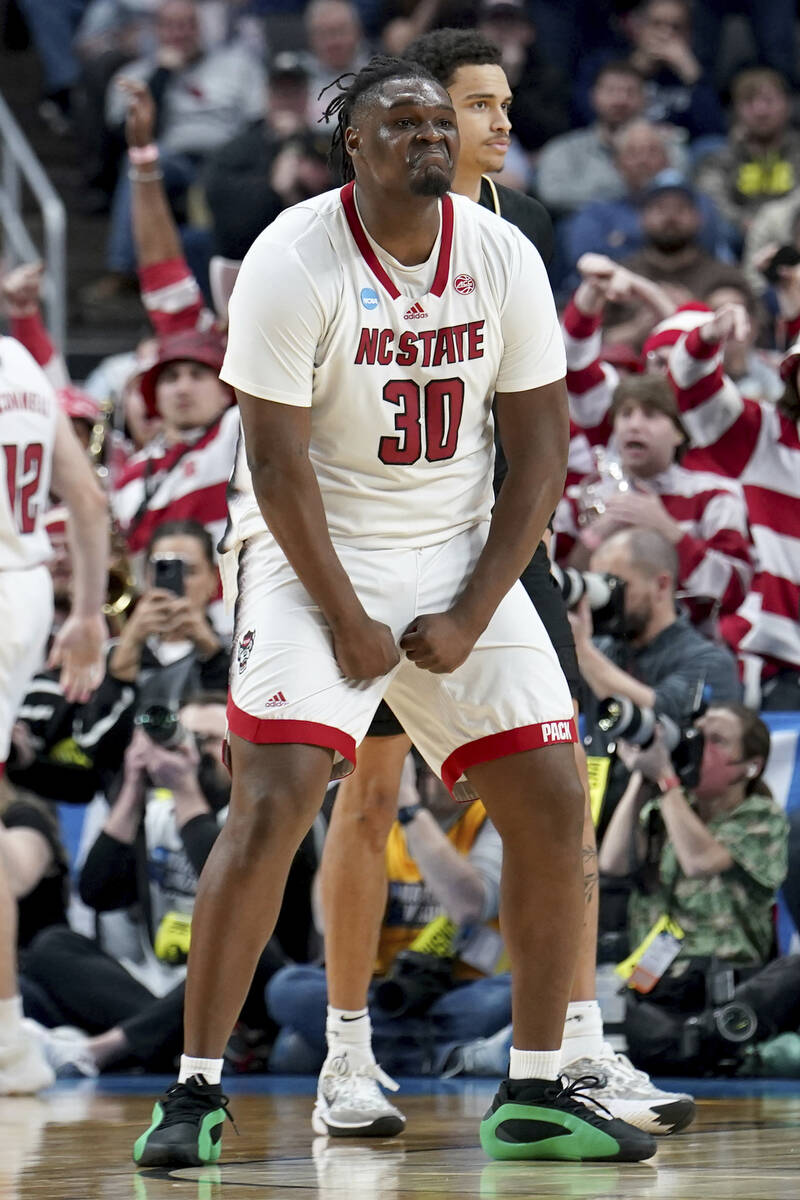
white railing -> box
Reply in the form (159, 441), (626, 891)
(0, 89), (66, 350)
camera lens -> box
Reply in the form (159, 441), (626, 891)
(714, 1002), (758, 1044)
(136, 703), (181, 747)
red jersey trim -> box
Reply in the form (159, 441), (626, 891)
(340, 181), (454, 301)
(441, 719), (577, 797)
(226, 696), (357, 775)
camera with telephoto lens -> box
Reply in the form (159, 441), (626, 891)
(549, 565), (626, 638)
(374, 949), (455, 1018)
(680, 962), (758, 1070)
(597, 680), (707, 788)
(374, 915), (457, 1018)
(134, 654), (198, 749)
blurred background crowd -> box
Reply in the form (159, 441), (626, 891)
(3, 0), (800, 1091)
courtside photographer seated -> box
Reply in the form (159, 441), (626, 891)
(22, 692), (312, 1077)
(266, 755), (509, 1081)
(599, 704), (788, 1076)
(568, 527), (741, 841)
(75, 518), (228, 781)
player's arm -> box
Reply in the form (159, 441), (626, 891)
(235, 392), (399, 682)
(48, 408), (109, 701)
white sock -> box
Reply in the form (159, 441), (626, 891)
(509, 1047), (561, 1081)
(560, 999), (604, 1067)
(178, 1054), (223, 1085)
(325, 1006), (374, 1065)
(0, 995), (23, 1042)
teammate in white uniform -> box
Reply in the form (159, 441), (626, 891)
(0, 335), (109, 1094)
(133, 58), (654, 1168)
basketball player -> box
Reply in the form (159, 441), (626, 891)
(1, 334), (108, 1092)
(133, 58), (655, 1166)
(314, 28), (694, 1142)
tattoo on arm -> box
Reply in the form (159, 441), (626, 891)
(582, 842), (598, 906)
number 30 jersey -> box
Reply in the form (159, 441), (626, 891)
(220, 184), (566, 552)
(0, 337), (58, 571)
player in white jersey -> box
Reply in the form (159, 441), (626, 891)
(133, 58), (654, 1168)
(0, 335), (109, 1094)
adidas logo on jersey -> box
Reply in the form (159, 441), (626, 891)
(403, 301), (428, 320)
(265, 691), (287, 708)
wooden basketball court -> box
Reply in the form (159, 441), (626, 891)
(6, 1077), (800, 1199)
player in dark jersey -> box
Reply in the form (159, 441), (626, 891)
(313, 29), (694, 1143)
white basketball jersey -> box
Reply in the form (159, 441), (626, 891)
(220, 185), (565, 552)
(0, 337), (58, 570)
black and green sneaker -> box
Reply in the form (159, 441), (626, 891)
(133, 1075), (236, 1167)
(479, 1075), (658, 1163)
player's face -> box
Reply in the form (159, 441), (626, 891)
(155, 359), (230, 433)
(347, 78), (458, 198)
(446, 64), (512, 177)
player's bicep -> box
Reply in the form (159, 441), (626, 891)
(495, 379), (570, 485)
(235, 390), (313, 477)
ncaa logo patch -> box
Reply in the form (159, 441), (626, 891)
(360, 287), (379, 311)
(237, 629), (255, 674)
(454, 274), (476, 295)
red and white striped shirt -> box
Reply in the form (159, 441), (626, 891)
(139, 257), (213, 338)
(562, 301), (616, 454)
(553, 462), (752, 632)
(669, 319), (800, 676)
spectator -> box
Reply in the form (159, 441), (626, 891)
(537, 60), (648, 216)
(702, 282), (782, 403)
(555, 374), (752, 639)
(666, 291), (800, 707)
(23, 694), (314, 1076)
(600, 705), (788, 1069)
(110, 329), (238, 603)
(742, 190), (800, 292)
(608, 172), (747, 347)
(694, 69), (800, 243)
(203, 53), (334, 262)
(691, 0), (797, 95)
(563, 122), (723, 276)
(266, 756), (509, 1078)
(625, 0), (725, 141)
(91, 0), (266, 299)
(476, 0), (570, 154)
(569, 527), (741, 838)
(306, 0), (371, 123)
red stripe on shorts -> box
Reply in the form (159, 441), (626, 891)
(226, 696), (356, 776)
(441, 718), (577, 796)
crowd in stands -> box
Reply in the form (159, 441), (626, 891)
(3, 0), (800, 1093)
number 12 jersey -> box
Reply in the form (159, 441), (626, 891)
(220, 183), (566, 553)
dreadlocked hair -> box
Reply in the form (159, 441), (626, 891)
(320, 54), (441, 183)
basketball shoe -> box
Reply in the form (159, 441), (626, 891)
(0, 1023), (54, 1094)
(312, 1049), (406, 1137)
(479, 1075), (657, 1162)
(133, 1075), (235, 1167)
(561, 1043), (696, 1134)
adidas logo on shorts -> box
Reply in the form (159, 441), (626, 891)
(265, 692), (287, 708)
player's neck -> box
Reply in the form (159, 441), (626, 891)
(354, 184), (443, 266)
(451, 161), (483, 203)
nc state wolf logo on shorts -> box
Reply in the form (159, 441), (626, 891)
(237, 629), (255, 674)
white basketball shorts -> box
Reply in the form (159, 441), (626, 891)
(0, 565), (53, 766)
(225, 523), (575, 800)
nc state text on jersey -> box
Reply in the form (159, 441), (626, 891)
(354, 320), (485, 369)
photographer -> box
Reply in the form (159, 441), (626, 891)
(599, 705), (788, 1072)
(75, 518), (227, 780)
(22, 695), (308, 1076)
(569, 527), (741, 838)
(265, 756), (509, 1080)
